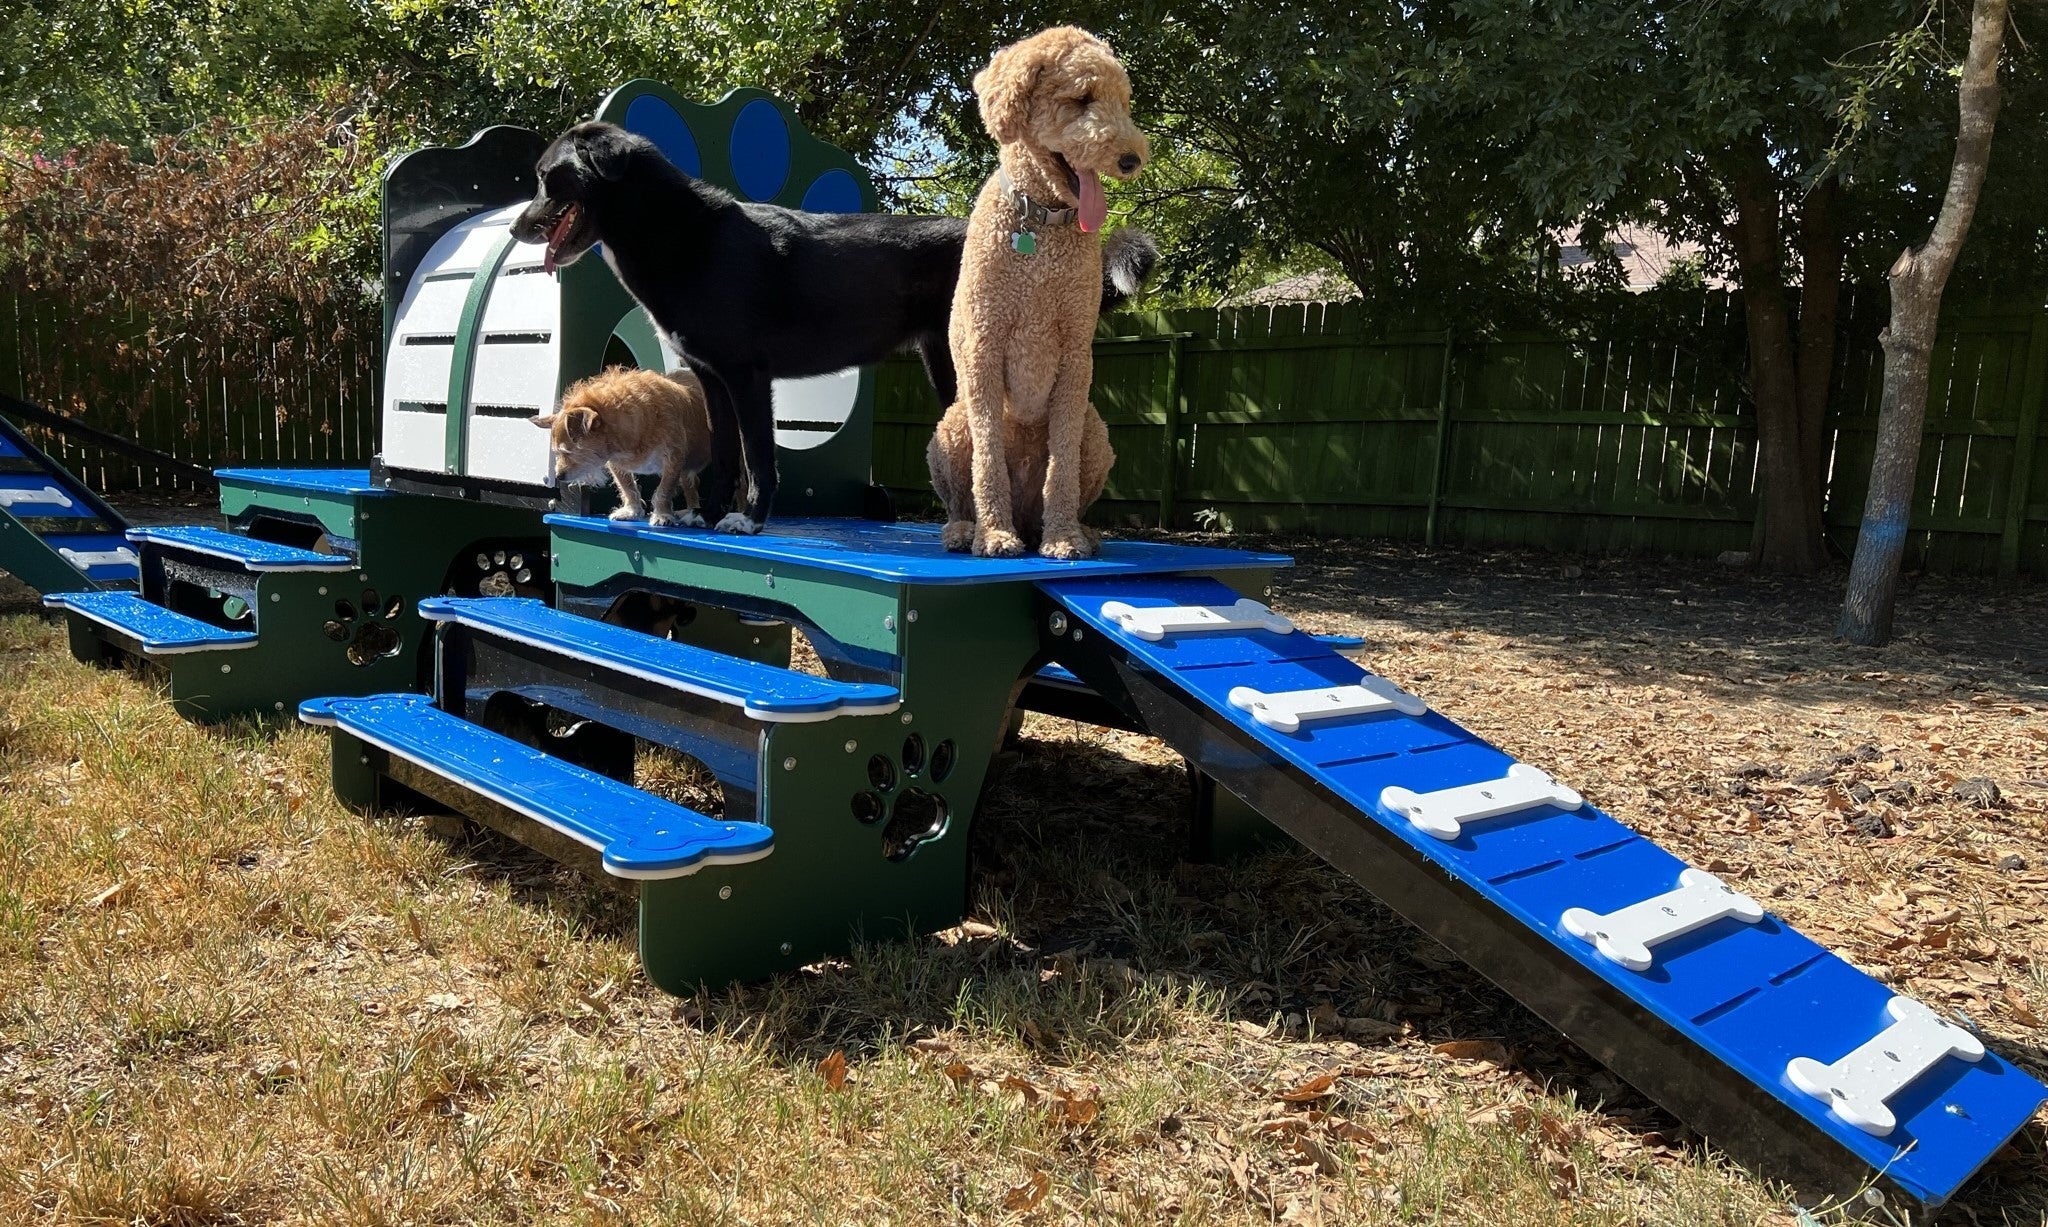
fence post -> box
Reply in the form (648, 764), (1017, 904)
(1998, 308), (2048, 577)
(1158, 334), (1185, 529)
(1425, 328), (1455, 547)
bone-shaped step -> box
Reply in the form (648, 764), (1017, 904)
(1228, 675), (1426, 732)
(1786, 996), (1985, 1137)
(59, 546), (138, 569)
(1100, 597), (1295, 642)
(0, 485), (73, 510)
(1381, 763), (1583, 841)
(1561, 867), (1765, 971)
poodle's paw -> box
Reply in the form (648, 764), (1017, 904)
(941, 519), (977, 552)
(676, 509), (706, 528)
(715, 512), (762, 535)
(647, 511), (681, 528)
(608, 504), (646, 522)
(1039, 532), (1097, 561)
(973, 525), (1027, 558)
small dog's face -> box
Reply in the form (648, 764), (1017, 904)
(976, 27), (1149, 227)
(511, 122), (645, 273)
(529, 403), (610, 487)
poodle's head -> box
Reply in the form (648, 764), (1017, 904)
(975, 26), (1148, 232)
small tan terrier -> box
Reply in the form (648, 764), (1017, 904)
(531, 367), (711, 527)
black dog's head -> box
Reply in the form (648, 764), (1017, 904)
(511, 122), (650, 273)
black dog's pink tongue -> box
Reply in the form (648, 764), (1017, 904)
(543, 205), (579, 274)
(1077, 169), (1106, 234)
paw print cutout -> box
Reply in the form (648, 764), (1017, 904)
(323, 587), (406, 666)
(850, 735), (959, 861)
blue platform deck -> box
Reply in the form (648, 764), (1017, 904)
(214, 468), (383, 498)
(545, 515), (1291, 585)
(300, 693), (774, 878)
(420, 596), (901, 720)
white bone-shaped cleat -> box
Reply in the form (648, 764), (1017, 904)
(58, 546), (138, 569)
(1228, 675), (1427, 732)
(1381, 763), (1583, 841)
(1786, 996), (1985, 1137)
(1561, 867), (1765, 971)
(1099, 598), (1296, 642)
(0, 485), (73, 509)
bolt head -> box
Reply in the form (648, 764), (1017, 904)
(782, 756), (797, 771)
(718, 885), (732, 900)
(270, 593), (281, 602)
(780, 942), (793, 956)
(1048, 611), (1068, 635)
(907, 609), (919, 623)
(900, 712), (913, 725)
(884, 614), (896, 632)
(1071, 628), (1084, 642)
(220, 664), (232, 674)
(844, 739), (858, 753)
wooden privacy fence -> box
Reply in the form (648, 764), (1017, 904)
(875, 297), (2048, 577)
(0, 294), (380, 494)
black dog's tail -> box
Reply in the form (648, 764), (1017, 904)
(1099, 228), (1159, 314)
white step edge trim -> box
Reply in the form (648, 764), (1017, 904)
(298, 705), (773, 879)
(0, 486), (74, 509)
(1785, 996), (1985, 1137)
(416, 608), (900, 723)
(1381, 763), (1583, 841)
(1561, 867), (1765, 971)
(1228, 675), (1427, 732)
(1099, 597), (1296, 642)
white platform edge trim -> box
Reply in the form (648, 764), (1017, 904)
(126, 529), (356, 572)
(0, 486), (74, 509)
(1560, 867), (1765, 971)
(297, 706), (773, 879)
(418, 609), (900, 723)
(42, 593), (258, 655)
(1228, 675), (1427, 732)
(1100, 597), (1296, 642)
(1381, 763), (1584, 840)
(1785, 996), (1985, 1137)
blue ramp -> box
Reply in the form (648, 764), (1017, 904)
(1037, 573), (2042, 1211)
(0, 415), (135, 592)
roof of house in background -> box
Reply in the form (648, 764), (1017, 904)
(1556, 224), (1729, 291)
(1222, 270), (1361, 306)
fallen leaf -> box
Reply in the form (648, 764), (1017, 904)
(998, 1074), (1041, 1105)
(1046, 1086), (1100, 1127)
(1002, 1170), (1049, 1211)
(817, 1050), (847, 1091)
(1276, 1072), (1338, 1102)
(1431, 1039), (1508, 1066)
(2004, 986), (2041, 1027)
(423, 992), (468, 1012)
(1292, 1132), (1344, 1177)
(942, 1060), (974, 1085)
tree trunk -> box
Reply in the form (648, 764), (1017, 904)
(1726, 137), (1827, 573)
(1839, 0), (2008, 645)
(1794, 176), (1843, 521)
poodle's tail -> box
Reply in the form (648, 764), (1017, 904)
(1098, 228), (1159, 313)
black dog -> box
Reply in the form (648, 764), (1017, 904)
(511, 121), (1155, 533)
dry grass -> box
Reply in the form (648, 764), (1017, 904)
(0, 536), (2044, 1225)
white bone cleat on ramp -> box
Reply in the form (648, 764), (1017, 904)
(1786, 997), (1985, 1137)
(0, 485), (73, 510)
(1229, 675), (1426, 732)
(58, 546), (138, 570)
(1561, 867), (1765, 971)
(1381, 763), (1583, 841)
(1099, 597), (1295, 642)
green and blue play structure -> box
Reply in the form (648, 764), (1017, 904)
(17, 81), (2042, 1214)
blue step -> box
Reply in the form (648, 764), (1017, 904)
(419, 596), (901, 721)
(299, 693), (774, 878)
(44, 590), (256, 653)
(1039, 573), (2045, 1210)
(128, 525), (357, 571)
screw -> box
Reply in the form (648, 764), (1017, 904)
(273, 701), (284, 711)
(220, 664), (232, 674)
(782, 756), (797, 771)
(900, 712), (913, 725)
(551, 554), (560, 566)
(718, 885), (732, 900)
(765, 573), (776, 588)
(883, 614), (896, 632)
(844, 739), (858, 753)
(270, 593), (281, 603)
(359, 754), (369, 765)
(907, 609), (919, 623)
(780, 942), (793, 955)
(1071, 628), (1084, 642)
(1048, 611), (1068, 635)
(318, 585), (328, 596)
(631, 551), (641, 563)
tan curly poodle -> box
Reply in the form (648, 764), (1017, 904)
(928, 26), (1148, 559)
